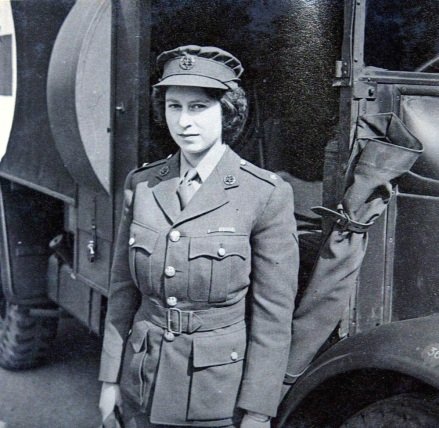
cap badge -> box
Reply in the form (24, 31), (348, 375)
(179, 54), (196, 70)
(159, 166), (170, 176)
(223, 175), (236, 186)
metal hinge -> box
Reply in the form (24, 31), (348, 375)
(335, 60), (349, 79)
(334, 60), (351, 87)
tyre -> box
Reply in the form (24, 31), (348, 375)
(340, 393), (439, 428)
(0, 300), (58, 370)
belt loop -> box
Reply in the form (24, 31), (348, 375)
(187, 312), (202, 333)
(187, 311), (194, 333)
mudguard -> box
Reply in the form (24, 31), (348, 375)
(279, 314), (439, 424)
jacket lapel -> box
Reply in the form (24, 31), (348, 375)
(152, 154), (181, 224)
(173, 147), (240, 227)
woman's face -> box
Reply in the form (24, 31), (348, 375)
(165, 86), (222, 158)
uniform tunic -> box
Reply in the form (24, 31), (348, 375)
(99, 145), (299, 426)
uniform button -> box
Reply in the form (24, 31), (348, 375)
(169, 230), (181, 242)
(230, 351), (239, 361)
(217, 247), (226, 257)
(165, 266), (176, 277)
(129, 237), (135, 246)
(167, 296), (177, 307)
(270, 173), (278, 180)
(164, 331), (175, 342)
(240, 159), (247, 166)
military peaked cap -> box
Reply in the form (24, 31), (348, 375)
(154, 45), (244, 90)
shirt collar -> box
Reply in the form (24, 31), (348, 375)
(180, 142), (227, 182)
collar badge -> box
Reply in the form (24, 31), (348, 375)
(159, 165), (170, 176)
(223, 175), (236, 186)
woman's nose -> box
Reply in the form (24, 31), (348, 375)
(178, 109), (192, 128)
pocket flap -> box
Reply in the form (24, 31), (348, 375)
(129, 320), (149, 353)
(129, 223), (159, 254)
(193, 327), (246, 368)
(189, 235), (249, 260)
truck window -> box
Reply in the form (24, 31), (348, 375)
(365, 0), (439, 72)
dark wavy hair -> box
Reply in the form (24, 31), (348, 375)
(151, 85), (248, 144)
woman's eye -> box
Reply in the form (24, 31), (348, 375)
(189, 103), (207, 111)
(166, 103), (181, 110)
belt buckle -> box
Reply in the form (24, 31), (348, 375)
(166, 307), (182, 334)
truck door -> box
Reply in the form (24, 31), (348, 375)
(342, 0), (439, 334)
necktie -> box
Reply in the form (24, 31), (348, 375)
(177, 168), (199, 209)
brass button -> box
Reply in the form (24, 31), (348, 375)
(165, 266), (176, 277)
(164, 331), (175, 342)
(240, 159), (247, 166)
(169, 230), (181, 242)
(217, 247), (226, 257)
(129, 237), (135, 246)
(230, 351), (239, 361)
(167, 296), (178, 307)
(270, 173), (278, 180)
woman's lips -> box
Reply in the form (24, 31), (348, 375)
(179, 134), (199, 137)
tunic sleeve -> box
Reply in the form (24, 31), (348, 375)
(99, 171), (141, 383)
(237, 180), (299, 417)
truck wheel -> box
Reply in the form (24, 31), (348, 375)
(340, 393), (439, 427)
(0, 302), (58, 370)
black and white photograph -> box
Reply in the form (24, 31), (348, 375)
(1, 1), (439, 427)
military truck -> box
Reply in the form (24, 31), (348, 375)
(1, 0), (439, 426)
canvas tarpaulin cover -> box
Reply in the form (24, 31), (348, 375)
(286, 113), (423, 380)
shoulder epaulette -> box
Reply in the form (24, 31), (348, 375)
(239, 158), (280, 186)
(133, 157), (168, 173)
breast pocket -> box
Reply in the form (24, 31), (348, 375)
(129, 222), (159, 290)
(188, 234), (250, 302)
(188, 324), (247, 420)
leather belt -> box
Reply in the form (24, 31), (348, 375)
(138, 298), (245, 334)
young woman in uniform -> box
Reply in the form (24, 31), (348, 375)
(98, 45), (299, 428)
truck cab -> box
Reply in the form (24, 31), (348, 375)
(280, 1), (439, 426)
